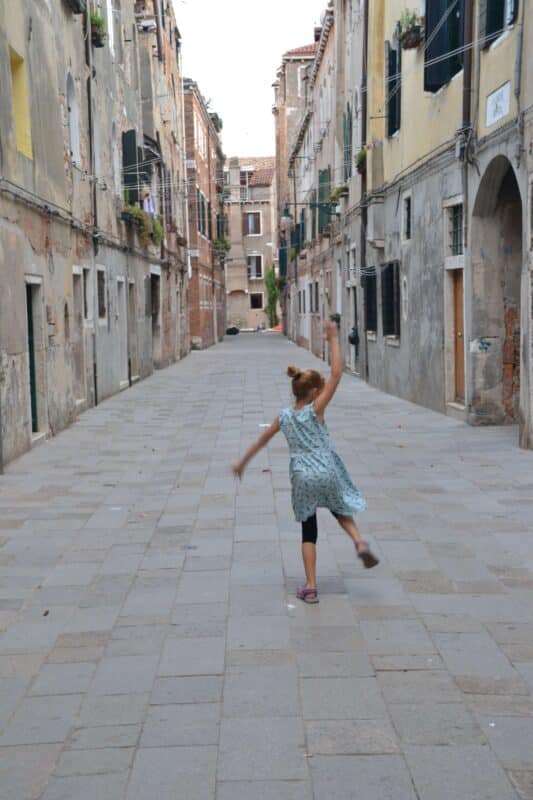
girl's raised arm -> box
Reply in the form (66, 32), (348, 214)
(232, 417), (280, 479)
(313, 321), (342, 419)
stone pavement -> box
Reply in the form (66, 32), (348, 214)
(1, 333), (533, 799)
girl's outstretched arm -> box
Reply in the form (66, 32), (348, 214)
(233, 417), (280, 479)
(314, 320), (342, 419)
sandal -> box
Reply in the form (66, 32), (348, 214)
(297, 586), (319, 604)
(356, 541), (379, 569)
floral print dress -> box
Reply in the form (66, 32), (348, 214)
(279, 403), (367, 522)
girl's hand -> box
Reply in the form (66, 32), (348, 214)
(232, 463), (244, 480)
(323, 320), (338, 340)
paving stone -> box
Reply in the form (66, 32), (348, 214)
(89, 654), (160, 695)
(126, 746), (217, 800)
(150, 676), (223, 705)
(218, 717), (307, 781)
(296, 651), (373, 678)
(223, 663), (299, 717)
(53, 747), (134, 776)
(404, 744), (520, 800)
(41, 772), (129, 800)
(216, 781), (313, 800)
(388, 703), (486, 745)
(29, 663), (95, 696)
(68, 724), (140, 750)
(300, 676), (388, 720)
(227, 615), (290, 650)
(0, 694), (82, 746)
(359, 619), (436, 655)
(377, 670), (463, 704)
(158, 636), (226, 676)
(475, 716), (533, 770)
(310, 754), (418, 800)
(305, 719), (399, 755)
(77, 693), (149, 727)
(0, 743), (62, 800)
(140, 702), (219, 746)
(508, 771), (533, 800)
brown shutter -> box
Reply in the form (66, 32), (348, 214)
(242, 213), (248, 236)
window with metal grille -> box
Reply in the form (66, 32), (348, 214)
(364, 272), (377, 332)
(308, 284), (314, 313)
(242, 212), (261, 235)
(403, 196), (412, 240)
(386, 41), (401, 137)
(381, 262), (401, 337)
(97, 270), (106, 319)
(318, 167), (331, 233)
(250, 292), (263, 309)
(448, 204), (463, 255)
(424, 0), (465, 93)
(247, 255), (263, 279)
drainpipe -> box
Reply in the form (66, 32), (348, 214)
(461, 0), (473, 250)
(361, 0), (369, 380)
(153, 0), (164, 62)
(86, 6), (99, 405)
(0, 388), (3, 474)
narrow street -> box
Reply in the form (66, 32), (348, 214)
(1, 332), (533, 800)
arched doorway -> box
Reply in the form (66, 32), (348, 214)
(470, 156), (523, 427)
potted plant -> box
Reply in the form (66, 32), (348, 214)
(398, 9), (424, 49)
(121, 205), (152, 247)
(213, 238), (230, 256)
(90, 11), (107, 47)
(355, 147), (367, 176)
(329, 184), (349, 202)
(152, 217), (164, 246)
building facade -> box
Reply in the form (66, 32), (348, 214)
(183, 79), (226, 349)
(224, 157), (277, 331)
(0, 0), (189, 467)
(276, 0), (533, 450)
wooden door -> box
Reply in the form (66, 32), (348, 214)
(453, 269), (465, 403)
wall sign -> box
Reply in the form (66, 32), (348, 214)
(486, 82), (510, 128)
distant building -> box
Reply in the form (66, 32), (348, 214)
(224, 157), (277, 330)
(183, 79), (226, 349)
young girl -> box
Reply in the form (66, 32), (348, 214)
(233, 320), (378, 604)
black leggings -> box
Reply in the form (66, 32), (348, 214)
(301, 511), (341, 544)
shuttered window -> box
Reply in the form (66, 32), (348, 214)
(386, 42), (401, 137)
(122, 129), (139, 204)
(381, 262), (401, 337)
(364, 272), (377, 333)
(424, 0), (465, 93)
(318, 167), (331, 233)
(482, 0), (518, 47)
(242, 212), (261, 235)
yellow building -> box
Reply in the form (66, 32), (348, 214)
(364, 0), (532, 448)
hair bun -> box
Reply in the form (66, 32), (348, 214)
(287, 366), (302, 379)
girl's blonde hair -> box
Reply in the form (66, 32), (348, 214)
(287, 366), (325, 401)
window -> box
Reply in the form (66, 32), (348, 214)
(197, 190), (207, 236)
(318, 167), (331, 233)
(242, 212), (261, 236)
(308, 284), (314, 313)
(343, 103), (353, 180)
(9, 47), (32, 159)
(82, 267), (91, 320)
(403, 196), (412, 240)
(314, 282), (319, 313)
(250, 292), (263, 309)
(66, 74), (81, 165)
(386, 41), (401, 136)
(122, 129), (139, 204)
(424, 0), (465, 93)
(381, 262), (401, 337)
(97, 269), (107, 319)
(364, 272), (377, 333)
(298, 291), (302, 313)
(247, 255), (263, 279)
(240, 170), (252, 201)
(484, 0), (518, 46)
(448, 203), (464, 255)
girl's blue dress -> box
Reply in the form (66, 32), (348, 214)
(279, 403), (366, 522)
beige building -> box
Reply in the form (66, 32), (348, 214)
(224, 157), (277, 331)
(0, 0), (189, 467)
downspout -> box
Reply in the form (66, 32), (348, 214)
(86, 5), (99, 406)
(153, 0), (164, 61)
(461, 0), (473, 250)
(361, 0), (369, 380)
(178, 56), (192, 358)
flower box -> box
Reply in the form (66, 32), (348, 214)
(400, 25), (423, 49)
(91, 25), (107, 47)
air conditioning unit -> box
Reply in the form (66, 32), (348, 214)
(65, 0), (87, 12)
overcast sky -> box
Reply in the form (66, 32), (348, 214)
(173, 0), (327, 158)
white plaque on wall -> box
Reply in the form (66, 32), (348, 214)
(486, 82), (511, 128)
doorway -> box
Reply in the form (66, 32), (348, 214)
(25, 280), (45, 435)
(117, 279), (129, 388)
(453, 269), (465, 403)
(470, 156), (522, 427)
(128, 281), (139, 381)
(72, 271), (86, 402)
(150, 272), (161, 366)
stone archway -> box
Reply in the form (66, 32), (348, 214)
(470, 155), (523, 426)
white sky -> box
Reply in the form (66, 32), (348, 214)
(172, 0), (327, 158)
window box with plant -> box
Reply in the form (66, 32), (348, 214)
(355, 147), (367, 175)
(121, 205), (152, 247)
(398, 10), (424, 49)
(329, 184), (349, 202)
(213, 238), (230, 257)
(90, 11), (107, 47)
